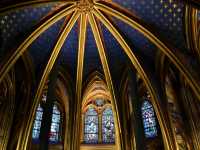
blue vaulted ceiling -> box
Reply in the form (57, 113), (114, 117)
(100, 22), (129, 86)
(60, 22), (79, 80)
(0, 0), (191, 82)
(83, 24), (103, 81)
(28, 18), (64, 80)
(113, 0), (188, 53)
(0, 3), (60, 59)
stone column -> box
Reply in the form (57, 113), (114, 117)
(128, 69), (146, 150)
(181, 85), (200, 150)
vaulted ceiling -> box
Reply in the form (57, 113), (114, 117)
(0, 0), (198, 87)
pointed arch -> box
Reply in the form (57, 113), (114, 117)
(94, 0), (200, 102)
(0, 2), (198, 150)
(0, 73), (15, 150)
(56, 67), (74, 150)
(31, 67), (74, 149)
(82, 71), (111, 108)
(0, 3), (77, 83)
(81, 71), (118, 149)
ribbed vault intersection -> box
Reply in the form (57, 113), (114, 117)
(0, 0), (200, 150)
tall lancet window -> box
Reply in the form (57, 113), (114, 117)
(141, 100), (157, 138)
(32, 104), (43, 140)
(32, 100), (62, 144)
(84, 106), (98, 143)
(49, 104), (61, 143)
(102, 107), (115, 143)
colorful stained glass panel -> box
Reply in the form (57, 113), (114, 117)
(84, 107), (98, 143)
(102, 107), (115, 143)
(49, 104), (61, 143)
(141, 100), (157, 138)
(32, 104), (43, 139)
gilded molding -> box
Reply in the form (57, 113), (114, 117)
(16, 10), (80, 150)
(57, 69), (75, 150)
(88, 12), (122, 150)
(76, 12), (87, 109)
(0, 1), (199, 149)
(92, 7), (177, 150)
(119, 72), (136, 150)
(82, 72), (112, 110)
(95, 1), (200, 101)
(180, 80), (200, 150)
(185, 5), (200, 61)
(183, 0), (200, 9)
(74, 12), (87, 150)
(82, 71), (105, 88)
(0, 3), (77, 83)
(82, 82), (111, 106)
(56, 73), (71, 150)
(0, 73), (15, 150)
(15, 54), (34, 150)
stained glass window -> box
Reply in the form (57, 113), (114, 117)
(141, 100), (157, 138)
(32, 104), (43, 140)
(49, 104), (61, 143)
(84, 106), (98, 143)
(32, 103), (61, 143)
(102, 107), (115, 143)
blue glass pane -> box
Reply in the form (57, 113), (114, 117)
(102, 107), (115, 143)
(49, 105), (61, 143)
(103, 108), (113, 115)
(85, 107), (98, 115)
(84, 134), (98, 143)
(141, 100), (157, 138)
(32, 129), (40, 139)
(84, 107), (98, 143)
(32, 104), (43, 139)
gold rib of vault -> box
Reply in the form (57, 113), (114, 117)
(185, 6), (200, 62)
(74, 12), (87, 150)
(94, 2), (200, 101)
(0, 0), (73, 15)
(16, 10), (80, 150)
(186, 0), (200, 9)
(0, 3), (76, 83)
(88, 12), (122, 150)
(92, 8), (177, 150)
